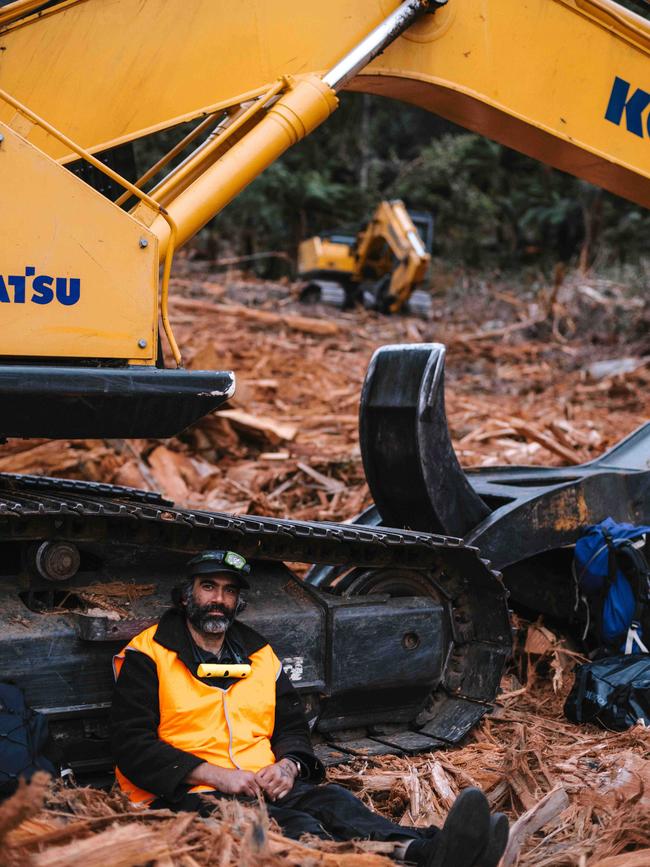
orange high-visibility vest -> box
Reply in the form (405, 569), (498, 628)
(113, 624), (281, 804)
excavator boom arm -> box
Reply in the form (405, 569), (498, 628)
(354, 200), (431, 312)
(1, 0), (649, 210)
(1, 0), (648, 430)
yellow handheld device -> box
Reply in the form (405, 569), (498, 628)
(197, 663), (251, 679)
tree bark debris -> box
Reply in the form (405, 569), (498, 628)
(1, 266), (648, 865)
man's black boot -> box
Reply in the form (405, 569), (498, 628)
(404, 787), (491, 867)
(477, 812), (509, 867)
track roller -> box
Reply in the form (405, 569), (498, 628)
(299, 279), (348, 308)
(405, 289), (433, 317)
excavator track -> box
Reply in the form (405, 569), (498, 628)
(0, 472), (489, 566)
(0, 472), (511, 777)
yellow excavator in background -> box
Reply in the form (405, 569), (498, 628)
(297, 200), (434, 315)
(0, 0), (649, 781)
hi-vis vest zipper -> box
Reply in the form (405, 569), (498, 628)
(113, 626), (281, 804)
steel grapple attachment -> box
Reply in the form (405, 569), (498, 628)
(359, 343), (490, 537)
(334, 342), (650, 621)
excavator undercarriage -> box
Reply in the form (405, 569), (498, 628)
(0, 467), (510, 779)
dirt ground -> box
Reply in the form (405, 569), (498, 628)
(1, 260), (649, 865)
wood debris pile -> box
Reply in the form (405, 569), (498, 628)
(2, 618), (648, 866)
(0, 262), (647, 524)
(46, 582), (156, 621)
(0, 262), (648, 864)
(330, 616), (650, 866)
(1, 773), (395, 866)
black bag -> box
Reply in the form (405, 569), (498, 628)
(0, 682), (57, 798)
(564, 654), (650, 731)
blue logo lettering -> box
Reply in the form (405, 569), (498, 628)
(0, 268), (80, 305)
(605, 76), (650, 137)
(55, 276), (80, 306)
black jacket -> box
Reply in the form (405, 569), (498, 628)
(110, 609), (324, 802)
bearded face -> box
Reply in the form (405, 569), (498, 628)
(183, 577), (239, 635)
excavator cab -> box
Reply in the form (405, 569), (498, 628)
(296, 229), (358, 307)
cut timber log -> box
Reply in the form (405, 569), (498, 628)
(501, 785), (570, 867)
(172, 297), (339, 335)
(506, 418), (581, 464)
(297, 461), (345, 493)
(218, 409), (297, 444)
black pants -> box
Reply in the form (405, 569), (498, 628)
(153, 779), (438, 845)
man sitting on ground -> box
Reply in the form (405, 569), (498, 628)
(111, 550), (508, 867)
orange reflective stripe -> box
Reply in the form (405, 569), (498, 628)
(114, 626), (278, 804)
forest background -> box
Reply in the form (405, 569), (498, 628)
(135, 93), (649, 283)
(194, 93), (649, 272)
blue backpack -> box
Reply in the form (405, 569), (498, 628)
(0, 682), (57, 799)
(574, 518), (650, 655)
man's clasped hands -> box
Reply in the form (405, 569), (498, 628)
(185, 757), (299, 801)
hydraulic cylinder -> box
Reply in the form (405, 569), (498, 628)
(150, 76), (338, 258)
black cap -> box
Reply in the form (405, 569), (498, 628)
(186, 550), (251, 590)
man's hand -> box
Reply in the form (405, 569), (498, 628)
(185, 762), (261, 797)
(255, 759), (299, 801)
(214, 768), (262, 797)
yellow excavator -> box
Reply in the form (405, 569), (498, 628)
(297, 200), (434, 315)
(0, 0), (649, 781)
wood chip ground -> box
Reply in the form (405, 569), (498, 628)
(1, 262), (648, 864)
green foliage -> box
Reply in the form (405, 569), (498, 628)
(207, 93), (446, 261)
(213, 162), (352, 257)
(388, 133), (587, 264)
(616, 0), (650, 20)
(134, 93), (650, 270)
(387, 131), (650, 268)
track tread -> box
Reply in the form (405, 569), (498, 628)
(0, 473), (484, 571)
